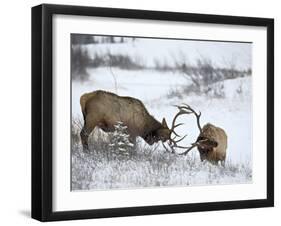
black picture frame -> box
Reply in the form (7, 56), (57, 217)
(31, 3), (274, 222)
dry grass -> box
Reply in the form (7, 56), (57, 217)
(71, 118), (252, 191)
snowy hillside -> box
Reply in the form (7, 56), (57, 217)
(80, 38), (252, 70)
(71, 36), (252, 190)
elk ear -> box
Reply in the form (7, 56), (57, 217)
(162, 118), (168, 128)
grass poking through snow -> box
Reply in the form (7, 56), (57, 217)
(71, 120), (252, 191)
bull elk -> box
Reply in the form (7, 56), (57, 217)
(79, 90), (185, 151)
(166, 104), (227, 165)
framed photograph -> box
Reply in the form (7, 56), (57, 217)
(32, 4), (274, 221)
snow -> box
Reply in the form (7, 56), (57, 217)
(81, 38), (252, 70)
(71, 37), (252, 190)
(72, 69), (252, 162)
(72, 146), (251, 190)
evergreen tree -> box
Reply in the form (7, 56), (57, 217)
(109, 121), (134, 159)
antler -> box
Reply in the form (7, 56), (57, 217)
(177, 139), (208, 155)
(163, 104), (193, 153)
(162, 104), (203, 154)
(178, 104), (202, 134)
(170, 108), (188, 137)
(177, 142), (198, 155)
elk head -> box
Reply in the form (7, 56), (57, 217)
(156, 118), (172, 142)
(145, 118), (171, 145)
(161, 104), (227, 165)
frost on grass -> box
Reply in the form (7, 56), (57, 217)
(70, 75), (253, 191)
(71, 125), (252, 191)
(71, 38), (252, 191)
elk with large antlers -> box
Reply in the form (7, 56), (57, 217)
(165, 104), (228, 165)
(80, 90), (187, 152)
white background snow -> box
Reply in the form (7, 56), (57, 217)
(71, 36), (252, 190)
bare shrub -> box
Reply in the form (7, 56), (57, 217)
(181, 58), (222, 93)
(167, 88), (183, 99)
(71, 45), (91, 81)
(204, 82), (225, 99)
(172, 52), (251, 98)
(106, 52), (144, 70)
(153, 57), (174, 71)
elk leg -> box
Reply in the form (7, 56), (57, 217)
(80, 124), (95, 152)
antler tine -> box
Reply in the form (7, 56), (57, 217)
(173, 134), (187, 143)
(173, 122), (184, 129)
(177, 138), (209, 155)
(170, 109), (190, 132)
(177, 142), (199, 155)
(179, 103), (202, 133)
(162, 134), (192, 153)
(163, 105), (192, 153)
(171, 122), (184, 137)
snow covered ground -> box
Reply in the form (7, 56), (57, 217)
(71, 37), (252, 190)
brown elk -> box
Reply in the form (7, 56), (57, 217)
(79, 90), (185, 151)
(165, 104), (227, 165)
